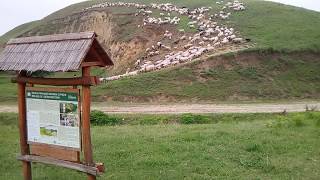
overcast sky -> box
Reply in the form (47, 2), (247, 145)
(0, 0), (319, 36)
(0, 0), (85, 36)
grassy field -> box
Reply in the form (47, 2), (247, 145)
(0, 72), (17, 103)
(0, 112), (319, 179)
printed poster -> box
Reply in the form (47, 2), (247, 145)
(26, 88), (81, 149)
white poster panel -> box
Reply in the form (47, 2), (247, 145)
(26, 88), (80, 149)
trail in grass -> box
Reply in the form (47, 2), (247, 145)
(0, 102), (319, 114)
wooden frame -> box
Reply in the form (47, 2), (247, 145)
(16, 67), (101, 180)
(13, 76), (100, 86)
(25, 86), (80, 94)
(17, 155), (103, 176)
(0, 32), (113, 180)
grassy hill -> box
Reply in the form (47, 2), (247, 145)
(0, 0), (320, 103)
(93, 50), (320, 102)
(1, 0), (320, 51)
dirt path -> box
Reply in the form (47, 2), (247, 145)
(95, 102), (320, 114)
(2, 102), (318, 114)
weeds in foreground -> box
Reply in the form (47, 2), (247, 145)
(245, 143), (262, 153)
(88, 111), (320, 127)
(266, 112), (320, 128)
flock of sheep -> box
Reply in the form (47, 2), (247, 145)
(83, 1), (247, 82)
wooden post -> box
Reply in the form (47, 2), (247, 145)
(82, 67), (96, 180)
(18, 73), (32, 180)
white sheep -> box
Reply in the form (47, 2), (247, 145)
(134, 59), (141, 66)
(221, 37), (229, 44)
(214, 42), (221, 47)
(162, 45), (172, 51)
(180, 36), (186, 40)
(144, 65), (155, 72)
(86, 1), (247, 76)
(184, 44), (193, 49)
(233, 38), (243, 43)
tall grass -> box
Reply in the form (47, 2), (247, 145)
(0, 112), (319, 179)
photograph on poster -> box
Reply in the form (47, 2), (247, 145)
(60, 113), (79, 127)
(40, 126), (58, 137)
(60, 102), (79, 127)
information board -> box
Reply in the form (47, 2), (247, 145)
(26, 88), (81, 149)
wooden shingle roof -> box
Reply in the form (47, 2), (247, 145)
(0, 32), (113, 72)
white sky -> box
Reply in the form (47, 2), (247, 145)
(0, 0), (85, 36)
(0, 0), (319, 36)
(267, 0), (320, 12)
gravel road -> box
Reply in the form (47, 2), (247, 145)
(1, 102), (318, 114)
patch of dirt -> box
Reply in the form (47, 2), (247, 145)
(192, 50), (320, 74)
(2, 102), (319, 114)
(101, 94), (180, 104)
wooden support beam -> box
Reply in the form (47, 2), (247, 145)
(17, 155), (102, 176)
(81, 61), (104, 67)
(17, 72), (32, 180)
(82, 67), (96, 180)
(12, 76), (100, 86)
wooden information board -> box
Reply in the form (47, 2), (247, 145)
(0, 32), (114, 180)
(26, 88), (81, 149)
(26, 88), (81, 162)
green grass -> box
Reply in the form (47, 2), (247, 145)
(1, 112), (320, 179)
(0, 51), (319, 104)
(0, 73), (17, 103)
(92, 51), (320, 102)
(230, 0), (320, 51)
(0, 21), (40, 45)
(177, 15), (198, 33)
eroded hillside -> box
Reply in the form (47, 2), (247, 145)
(1, 1), (252, 76)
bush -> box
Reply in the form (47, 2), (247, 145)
(292, 114), (305, 127)
(267, 114), (307, 128)
(306, 112), (320, 127)
(237, 66), (259, 79)
(316, 119), (320, 127)
(180, 114), (210, 124)
(245, 143), (262, 152)
(267, 115), (288, 128)
(137, 117), (161, 125)
(90, 110), (122, 126)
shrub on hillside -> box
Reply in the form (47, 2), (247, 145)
(90, 110), (122, 126)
